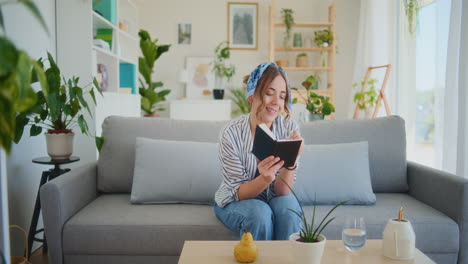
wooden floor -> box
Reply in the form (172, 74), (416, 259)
(30, 247), (48, 264)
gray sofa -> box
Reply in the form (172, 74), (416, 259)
(40, 115), (468, 264)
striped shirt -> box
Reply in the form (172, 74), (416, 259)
(214, 113), (300, 208)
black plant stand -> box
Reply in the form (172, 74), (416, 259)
(27, 156), (79, 258)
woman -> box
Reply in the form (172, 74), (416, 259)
(214, 62), (304, 240)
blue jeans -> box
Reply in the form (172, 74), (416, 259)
(214, 194), (302, 240)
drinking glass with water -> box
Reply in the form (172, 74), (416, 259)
(342, 216), (366, 251)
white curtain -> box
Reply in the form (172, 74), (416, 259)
(349, 0), (398, 118)
(440, 0), (468, 177)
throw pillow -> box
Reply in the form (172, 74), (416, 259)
(130, 137), (221, 204)
(293, 141), (376, 205)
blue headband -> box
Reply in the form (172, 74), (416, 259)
(245, 62), (292, 110)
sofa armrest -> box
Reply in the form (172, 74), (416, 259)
(407, 161), (468, 263)
(40, 162), (98, 264)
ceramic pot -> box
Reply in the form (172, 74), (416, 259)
(45, 131), (74, 160)
(289, 233), (326, 264)
(275, 60), (289, 67)
(307, 113), (324, 121)
(382, 218), (416, 260)
(296, 56), (309, 67)
(213, 89), (224, 99)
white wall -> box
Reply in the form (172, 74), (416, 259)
(3, 0), (56, 256)
(135, 0), (360, 119)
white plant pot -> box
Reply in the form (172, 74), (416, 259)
(45, 132), (75, 160)
(289, 232), (327, 264)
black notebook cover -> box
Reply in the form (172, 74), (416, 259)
(251, 124), (301, 168)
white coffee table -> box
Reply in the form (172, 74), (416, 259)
(178, 240), (435, 264)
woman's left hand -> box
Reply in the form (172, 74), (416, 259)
(285, 130), (304, 165)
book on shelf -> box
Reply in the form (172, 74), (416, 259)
(251, 124), (301, 168)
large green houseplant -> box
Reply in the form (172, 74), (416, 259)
(211, 41), (236, 99)
(14, 52), (102, 158)
(0, 0), (49, 154)
(229, 87), (250, 117)
(292, 75), (334, 121)
(138, 29), (171, 116)
(353, 78), (379, 118)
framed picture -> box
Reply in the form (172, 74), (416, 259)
(178, 23), (191, 44)
(185, 57), (215, 99)
(227, 2), (258, 50)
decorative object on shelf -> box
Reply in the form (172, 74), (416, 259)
(0, 0), (49, 154)
(97, 63), (109, 91)
(93, 0), (117, 25)
(96, 28), (113, 49)
(138, 29), (171, 116)
(278, 176), (347, 264)
(353, 64), (392, 119)
(120, 63), (137, 94)
(234, 231), (258, 263)
(228, 2), (258, 50)
(353, 78), (379, 118)
(313, 29), (333, 47)
(178, 23), (192, 45)
(281, 8), (294, 48)
(383, 207), (416, 260)
(230, 87), (251, 117)
(275, 60), (289, 67)
(186, 56), (214, 99)
(403, 0), (421, 37)
(9, 225), (32, 264)
(293, 32), (302, 47)
(296, 53), (308, 68)
(14, 52), (102, 159)
(119, 19), (129, 32)
(211, 41), (236, 100)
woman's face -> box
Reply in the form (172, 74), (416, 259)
(250, 75), (287, 125)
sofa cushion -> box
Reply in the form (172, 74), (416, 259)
(294, 141), (376, 205)
(98, 117), (228, 193)
(131, 137), (221, 204)
(300, 116), (407, 193)
(63, 194), (458, 256)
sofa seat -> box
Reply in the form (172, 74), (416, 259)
(62, 194), (238, 256)
(63, 193), (458, 257)
(307, 193), (459, 255)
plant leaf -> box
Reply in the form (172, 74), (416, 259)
(30, 124), (42, 136)
(77, 115), (88, 135)
(0, 7), (4, 33)
(95, 136), (104, 152)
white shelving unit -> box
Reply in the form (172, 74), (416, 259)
(91, 0), (139, 93)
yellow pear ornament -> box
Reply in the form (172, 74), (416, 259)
(234, 231), (258, 263)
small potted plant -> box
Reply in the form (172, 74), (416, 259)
(278, 176), (348, 264)
(229, 87), (251, 117)
(14, 52), (102, 159)
(353, 78), (379, 118)
(211, 41), (236, 99)
(277, 8), (294, 67)
(301, 73), (320, 90)
(296, 53), (308, 68)
(138, 29), (171, 117)
(313, 29), (334, 47)
(292, 73), (333, 121)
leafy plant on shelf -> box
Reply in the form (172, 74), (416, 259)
(353, 78), (379, 110)
(229, 88), (251, 117)
(14, 52), (103, 150)
(138, 29), (171, 116)
(0, 0), (49, 154)
(292, 74), (334, 119)
(278, 176), (348, 242)
(313, 29), (334, 47)
(211, 41), (236, 89)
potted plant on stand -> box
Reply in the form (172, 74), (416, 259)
(211, 41), (236, 100)
(277, 8), (294, 67)
(278, 176), (348, 264)
(353, 78), (378, 118)
(138, 29), (171, 117)
(14, 52), (102, 159)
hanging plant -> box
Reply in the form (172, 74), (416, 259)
(281, 8), (294, 48)
(404, 0), (421, 36)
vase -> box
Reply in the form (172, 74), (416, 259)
(307, 113), (324, 121)
(296, 56), (308, 68)
(213, 89), (224, 99)
(382, 218), (416, 260)
(289, 232), (326, 264)
(45, 131), (75, 160)
(293, 33), (302, 47)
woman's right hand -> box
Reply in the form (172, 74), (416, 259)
(257, 156), (284, 184)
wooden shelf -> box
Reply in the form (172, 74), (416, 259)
(274, 21), (332, 27)
(274, 47), (332, 52)
(283, 67), (331, 71)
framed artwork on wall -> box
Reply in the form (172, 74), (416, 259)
(185, 57), (215, 99)
(227, 2), (258, 50)
(178, 23), (192, 44)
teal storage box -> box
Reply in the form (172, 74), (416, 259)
(93, 0), (117, 25)
(120, 63), (137, 94)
